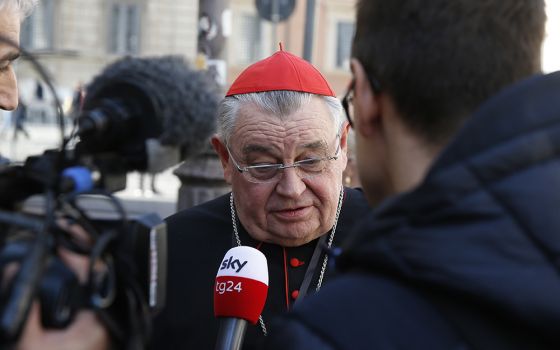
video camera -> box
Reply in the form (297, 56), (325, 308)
(0, 39), (218, 349)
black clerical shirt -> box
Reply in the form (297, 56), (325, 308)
(150, 187), (370, 349)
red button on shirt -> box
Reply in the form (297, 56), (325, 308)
(291, 290), (299, 300)
(290, 258), (304, 267)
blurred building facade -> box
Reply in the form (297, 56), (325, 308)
(17, 0), (199, 91)
(227, 0), (356, 96)
(16, 0), (558, 119)
(16, 0), (356, 109)
(13, 0), (359, 211)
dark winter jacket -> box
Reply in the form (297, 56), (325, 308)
(264, 72), (560, 349)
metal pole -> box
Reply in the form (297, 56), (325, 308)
(174, 0), (232, 211)
(197, 0), (230, 86)
(271, 0), (279, 52)
(303, 0), (316, 62)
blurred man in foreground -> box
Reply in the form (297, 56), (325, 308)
(0, 0), (25, 111)
(151, 48), (370, 349)
(0, 1), (110, 349)
(266, 0), (559, 348)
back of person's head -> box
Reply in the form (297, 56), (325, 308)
(353, 0), (546, 145)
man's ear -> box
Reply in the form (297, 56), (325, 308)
(350, 58), (382, 137)
(211, 135), (233, 183)
(338, 122), (350, 167)
(340, 122), (350, 153)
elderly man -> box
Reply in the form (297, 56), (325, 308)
(265, 0), (560, 349)
(151, 49), (370, 349)
(0, 0), (26, 111)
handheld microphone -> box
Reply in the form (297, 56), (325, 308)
(214, 246), (268, 350)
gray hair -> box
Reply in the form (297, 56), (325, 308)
(0, 0), (39, 19)
(217, 91), (345, 145)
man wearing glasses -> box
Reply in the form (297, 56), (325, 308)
(264, 0), (558, 349)
(0, 1), (111, 349)
(151, 48), (370, 349)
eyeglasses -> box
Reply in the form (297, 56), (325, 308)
(342, 79), (355, 128)
(226, 135), (341, 184)
(341, 73), (382, 129)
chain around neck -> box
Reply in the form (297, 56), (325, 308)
(228, 186), (345, 336)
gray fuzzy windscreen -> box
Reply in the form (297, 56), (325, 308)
(85, 55), (220, 158)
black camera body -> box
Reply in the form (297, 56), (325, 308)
(0, 51), (218, 349)
(0, 152), (168, 349)
(0, 56), (193, 349)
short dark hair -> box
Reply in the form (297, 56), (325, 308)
(353, 0), (546, 145)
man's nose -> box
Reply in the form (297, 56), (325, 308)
(275, 167), (306, 198)
(0, 70), (18, 111)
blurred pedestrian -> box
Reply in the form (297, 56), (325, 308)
(139, 172), (160, 196)
(70, 81), (85, 117)
(12, 97), (29, 141)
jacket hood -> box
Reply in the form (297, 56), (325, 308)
(340, 72), (560, 336)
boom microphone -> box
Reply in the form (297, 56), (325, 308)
(77, 55), (220, 175)
(214, 246), (268, 350)
(0, 56), (221, 207)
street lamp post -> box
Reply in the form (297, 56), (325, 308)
(174, 0), (232, 211)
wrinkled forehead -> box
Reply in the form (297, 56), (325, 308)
(0, 6), (21, 50)
(0, 2), (22, 19)
(232, 98), (337, 148)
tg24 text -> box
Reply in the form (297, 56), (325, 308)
(216, 280), (243, 294)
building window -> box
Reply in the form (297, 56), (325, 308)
(336, 21), (354, 69)
(237, 14), (262, 65)
(21, 0), (55, 50)
(109, 3), (141, 55)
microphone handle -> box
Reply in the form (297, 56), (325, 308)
(215, 317), (248, 350)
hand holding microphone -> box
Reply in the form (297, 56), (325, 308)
(214, 246), (268, 350)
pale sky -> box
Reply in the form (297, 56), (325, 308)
(543, 0), (560, 72)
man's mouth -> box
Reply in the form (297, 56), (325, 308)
(272, 206), (311, 219)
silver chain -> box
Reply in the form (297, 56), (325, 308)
(316, 186), (343, 291)
(229, 186), (344, 336)
(230, 193), (242, 247)
(229, 193), (267, 335)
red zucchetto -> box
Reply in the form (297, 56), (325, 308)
(226, 46), (335, 97)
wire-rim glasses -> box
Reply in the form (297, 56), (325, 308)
(227, 134), (342, 184)
(342, 70), (382, 128)
(342, 79), (355, 128)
